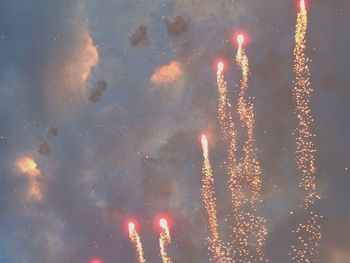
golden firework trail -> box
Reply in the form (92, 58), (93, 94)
(216, 61), (234, 140)
(216, 61), (245, 262)
(216, 62), (239, 201)
(200, 135), (230, 263)
(229, 34), (267, 262)
(128, 222), (148, 263)
(159, 218), (173, 263)
(291, 1), (322, 262)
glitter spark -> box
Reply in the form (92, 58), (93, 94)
(128, 221), (148, 263)
(159, 218), (173, 263)
(229, 35), (267, 262)
(200, 134), (230, 263)
(290, 2), (322, 262)
(216, 60), (236, 140)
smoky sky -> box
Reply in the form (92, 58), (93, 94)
(0, 0), (350, 263)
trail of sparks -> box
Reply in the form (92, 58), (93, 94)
(216, 63), (238, 202)
(230, 35), (267, 262)
(291, 1), (322, 262)
(159, 219), (173, 263)
(216, 61), (244, 262)
(201, 135), (230, 263)
(128, 222), (147, 263)
(216, 62), (234, 140)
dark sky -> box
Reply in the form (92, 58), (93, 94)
(0, 0), (349, 262)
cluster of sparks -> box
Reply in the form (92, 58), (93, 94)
(201, 33), (267, 263)
(128, 221), (147, 263)
(121, 2), (322, 262)
(127, 218), (173, 263)
(201, 135), (230, 263)
(233, 34), (267, 262)
(291, 1), (322, 262)
(159, 218), (173, 263)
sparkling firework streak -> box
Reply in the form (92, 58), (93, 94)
(230, 34), (267, 262)
(200, 135), (230, 263)
(216, 61), (235, 139)
(216, 60), (243, 261)
(128, 221), (148, 263)
(291, 1), (322, 262)
(215, 59), (239, 208)
(159, 218), (173, 263)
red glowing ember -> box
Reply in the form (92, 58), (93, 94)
(124, 218), (140, 234)
(159, 218), (168, 229)
(154, 214), (173, 232)
(237, 34), (245, 45)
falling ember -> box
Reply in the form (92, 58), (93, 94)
(291, 2), (322, 262)
(128, 220), (148, 263)
(159, 218), (173, 263)
(200, 135), (229, 263)
(232, 34), (267, 262)
(216, 60), (236, 140)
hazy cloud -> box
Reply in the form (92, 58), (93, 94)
(165, 16), (188, 36)
(151, 60), (184, 86)
(89, 80), (107, 103)
(129, 25), (150, 47)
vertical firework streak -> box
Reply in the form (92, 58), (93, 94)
(128, 222), (147, 263)
(217, 62), (235, 140)
(232, 35), (267, 262)
(216, 62), (244, 261)
(201, 135), (229, 263)
(291, 1), (322, 262)
(216, 64), (239, 202)
(159, 219), (173, 263)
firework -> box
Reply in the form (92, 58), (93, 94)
(159, 218), (173, 263)
(291, 1), (322, 262)
(200, 134), (229, 263)
(215, 59), (241, 261)
(229, 34), (267, 262)
(216, 60), (236, 141)
(128, 221), (147, 263)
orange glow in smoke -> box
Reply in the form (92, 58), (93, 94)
(17, 157), (41, 177)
